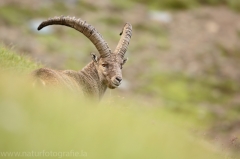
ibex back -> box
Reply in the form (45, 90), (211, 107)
(32, 16), (132, 101)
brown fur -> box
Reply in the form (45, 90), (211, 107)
(32, 54), (127, 100)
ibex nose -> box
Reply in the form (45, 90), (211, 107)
(115, 76), (122, 83)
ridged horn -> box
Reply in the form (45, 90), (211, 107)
(38, 16), (111, 58)
(114, 23), (132, 58)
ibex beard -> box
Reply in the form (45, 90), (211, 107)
(32, 16), (132, 101)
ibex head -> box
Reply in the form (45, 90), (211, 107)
(91, 53), (127, 89)
(38, 16), (132, 90)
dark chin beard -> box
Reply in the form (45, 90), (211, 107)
(108, 84), (117, 89)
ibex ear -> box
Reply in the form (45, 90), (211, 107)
(123, 58), (128, 65)
(91, 53), (98, 63)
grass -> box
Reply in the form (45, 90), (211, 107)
(0, 45), (228, 159)
(36, 33), (97, 70)
(77, 1), (99, 12)
(131, 0), (240, 11)
(137, 72), (239, 122)
(0, 73), (225, 159)
(111, 0), (135, 11)
(0, 2), (87, 27)
(0, 5), (32, 26)
(0, 45), (40, 73)
(98, 16), (125, 26)
(36, 35), (76, 54)
(0, 0), (239, 29)
(131, 0), (198, 10)
(229, 0), (240, 12)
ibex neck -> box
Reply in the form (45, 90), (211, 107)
(80, 62), (107, 99)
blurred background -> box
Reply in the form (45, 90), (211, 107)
(0, 0), (240, 158)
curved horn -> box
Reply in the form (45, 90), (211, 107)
(114, 23), (132, 58)
(38, 16), (111, 58)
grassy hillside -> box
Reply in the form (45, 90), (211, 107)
(0, 46), (228, 159)
(0, 0), (240, 158)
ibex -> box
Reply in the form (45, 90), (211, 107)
(32, 16), (132, 101)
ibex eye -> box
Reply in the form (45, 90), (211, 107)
(102, 64), (108, 68)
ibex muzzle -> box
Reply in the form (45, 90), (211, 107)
(33, 16), (132, 100)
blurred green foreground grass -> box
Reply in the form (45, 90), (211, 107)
(0, 46), (226, 158)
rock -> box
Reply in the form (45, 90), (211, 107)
(205, 21), (219, 34)
(149, 11), (172, 23)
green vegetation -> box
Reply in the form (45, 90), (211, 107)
(111, 0), (135, 11)
(76, 1), (99, 12)
(0, 5), (54, 26)
(98, 16), (125, 26)
(36, 34), (93, 70)
(140, 73), (236, 103)
(0, 0), (239, 25)
(0, 2), (93, 26)
(0, 46), (226, 159)
(0, 5), (33, 26)
(132, 0), (197, 10)
(132, 0), (240, 11)
(229, 0), (240, 12)
(0, 45), (40, 73)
